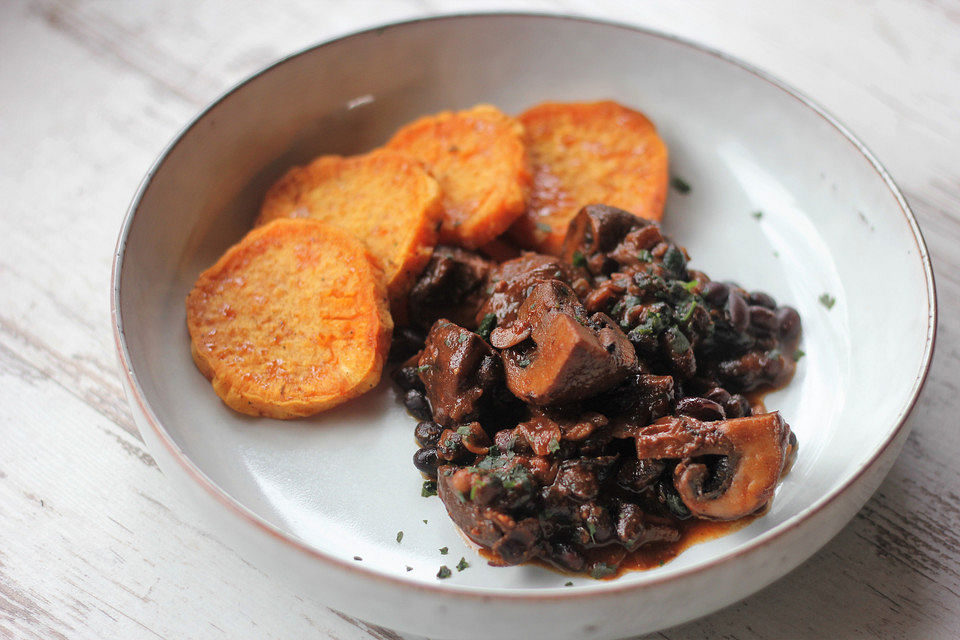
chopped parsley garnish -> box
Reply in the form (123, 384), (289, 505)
(590, 562), (616, 579)
(548, 436), (560, 454)
(417, 364), (431, 373)
(458, 333), (470, 343)
(517, 358), (531, 368)
(439, 547), (449, 555)
(406, 566), (413, 572)
(666, 325), (691, 353)
(819, 293), (836, 309)
(421, 480), (438, 497)
(752, 210), (764, 220)
(396, 530), (404, 543)
(671, 176), (691, 194)
(572, 250), (587, 268)
(682, 280), (699, 292)
(565, 581), (574, 587)
(353, 556), (363, 561)
(477, 313), (497, 340)
(586, 521), (597, 542)
(456, 557), (470, 571)
(457, 425), (473, 437)
(536, 222), (552, 233)
(437, 566), (452, 579)
(422, 519), (428, 524)
(637, 249), (653, 262)
(793, 349), (806, 361)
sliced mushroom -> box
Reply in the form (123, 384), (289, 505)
(630, 412), (793, 520)
(418, 320), (501, 427)
(491, 280), (637, 405)
(560, 204), (650, 264)
(475, 252), (571, 329)
(408, 246), (492, 331)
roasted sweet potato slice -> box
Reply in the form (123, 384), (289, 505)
(257, 149), (442, 302)
(186, 219), (393, 419)
(385, 104), (530, 249)
(509, 101), (669, 255)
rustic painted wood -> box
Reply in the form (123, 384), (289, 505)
(1, 0), (958, 637)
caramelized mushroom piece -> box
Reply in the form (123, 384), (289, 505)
(476, 252), (571, 329)
(408, 246), (491, 331)
(630, 412), (794, 520)
(490, 280), (637, 405)
(438, 464), (542, 565)
(560, 204), (650, 269)
(418, 320), (501, 427)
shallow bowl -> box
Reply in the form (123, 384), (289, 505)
(112, 13), (936, 640)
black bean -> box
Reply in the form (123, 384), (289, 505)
(414, 420), (443, 447)
(776, 306), (802, 342)
(413, 447), (440, 476)
(616, 458), (666, 493)
(391, 365), (423, 392)
(388, 327), (426, 362)
(676, 397), (726, 421)
(748, 291), (777, 309)
(403, 389), (433, 420)
(702, 281), (729, 306)
(726, 292), (749, 333)
(725, 394), (751, 418)
(749, 305), (778, 333)
(704, 387), (732, 406)
(761, 352), (784, 378)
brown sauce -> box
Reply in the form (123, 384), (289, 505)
(476, 511), (762, 577)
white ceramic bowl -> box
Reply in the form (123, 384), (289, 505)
(112, 14), (936, 640)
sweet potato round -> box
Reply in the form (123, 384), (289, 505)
(186, 219), (393, 419)
(257, 149), (442, 302)
(386, 104), (530, 249)
(509, 100), (669, 255)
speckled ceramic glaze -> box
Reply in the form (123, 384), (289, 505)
(112, 14), (936, 640)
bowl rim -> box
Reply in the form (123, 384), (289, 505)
(111, 11), (938, 600)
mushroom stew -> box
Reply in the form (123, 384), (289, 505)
(392, 204), (800, 578)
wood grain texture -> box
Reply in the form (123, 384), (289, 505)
(0, 0), (957, 638)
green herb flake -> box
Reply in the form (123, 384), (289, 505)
(458, 333), (470, 343)
(517, 358), (531, 368)
(406, 566), (414, 572)
(477, 313), (497, 340)
(682, 280), (699, 292)
(637, 249), (653, 263)
(663, 246), (686, 275)
(793, 349), (806, 361)
(819, 293), (836, 310)
(353, 556), (363, 561)
(456, 557), (470, 572)
(572, 250), (587, 268)
(457, 425), (473, 437)
(586, 521), (597, 542)
(590, 562), (617, 579)
(536, 222), (552, 233)
(422, 519), (428, 524)
(418, 364), (431, 373)
(667, 326), (691, 354)
(548, 436), (560, 454)
(439, 546), (449, 555)
(437, 566), (452, 579)
(564, 581), (574, 587)
(752, 210), (764, 220)
(421, 480), (438, 497)
(671, 176), (691, 194)
(396, 530), (404, 543)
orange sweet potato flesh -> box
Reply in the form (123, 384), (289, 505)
(257, 149), (442, 303)
(186, 219), (393, 419)
(386, 104), (530, 249)
(509, 101), (669, 255)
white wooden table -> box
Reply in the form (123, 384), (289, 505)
(2, 1), (958, 638)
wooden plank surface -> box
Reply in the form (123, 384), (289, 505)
(1, 0), (958, 637)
